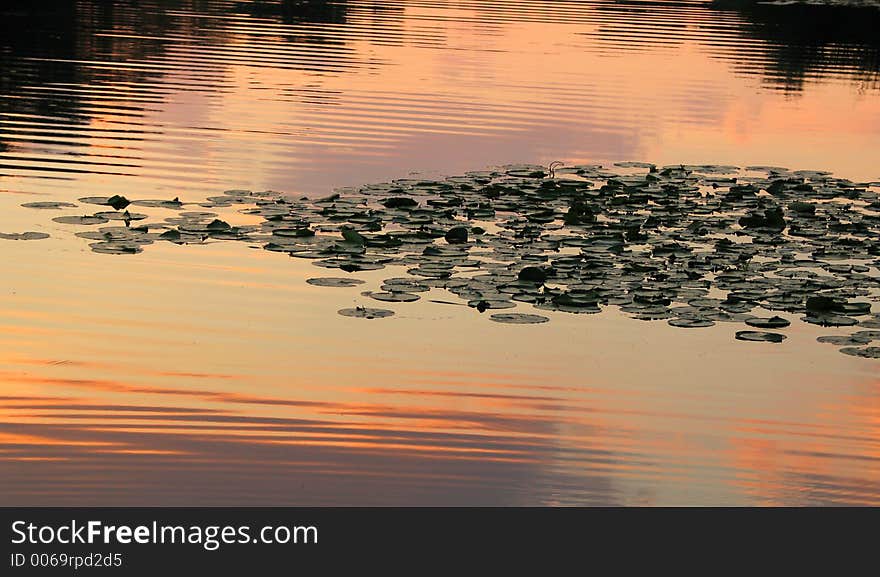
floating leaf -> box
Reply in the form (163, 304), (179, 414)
(745, 316), (791, 329)
(518, 266), (547, 283)
(21, 201), (77, 210)
(52, 215), (109, 225)
(89, 241), (143, 254)
(131, 198), (184, 209)
(159, 229), (181, 241)
(801, 314), (859, 327)
(206, 219), (231, 231)
(78, 196), (116, 206)
(94, 211), (147, 221)
(735, 331), (787, 343)
(806, 296), (837, 313)
(668, 318), (715, 328)
(0, 231), (50, 240)
(274, 227), (315, 238)
(365, 291), (420, 303)
(834, 302), (872, 316)
(817, 335), (872, 346)
(489, 313), (550, 324)
(382, 197), (417, 209)
(338, 307), (395, 319)
(852, 330), (880, 341)
(468, 299), (516, 312)
(838, 347), (880, 359)
(381, 278), (430, 293)
(306, 277), (365, 287)
(444, 226), (468, 244)
(106, 195), (130, 210)
(341, 226), (365, 245)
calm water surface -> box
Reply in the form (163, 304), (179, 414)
(1, 0), (878, 505)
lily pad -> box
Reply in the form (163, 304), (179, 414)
(817, 335), (872, 346)
(106, 195), (131, 210)
(489, 313), (550, 324)
(382, 197), (417, 209)
(52, 215), (109, 226)
(21, 201), (77, 210)
(801, 314), (859, 327)
(78, 196), (117, 206)
(306, 277), (366, 287)
(852, 330), (880, 341)
(131, 198), (184, 209)
(745, 316), (791, 329)
(338, 307), (395, 319)
(444, 226), (468, 244)
(468, 299), (516, 312)
(94, 211), (148, 221)
(341, 226), (365, 245)
(735, 331), (787, 343)
(89, 241), (143, 254)
(838, 346), (880, 359)
(365, 291), (420, 303)
(668, 318), (715, 328)
(381, 278), (430, 293)
(518, 266), (547, 283)
(0, 231), (50, 240)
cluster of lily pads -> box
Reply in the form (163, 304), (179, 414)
(18, 161), (880, 359)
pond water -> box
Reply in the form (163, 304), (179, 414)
(1, 0), (878, 505)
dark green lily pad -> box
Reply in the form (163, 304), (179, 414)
(833, 302), (872, 316)
(338, 307), (395, 319)
(365, 291), (420, 303)
(21, 201), (77, 210)
(159, 229), (181, 241)
(341, 226), (365, 245)
(668, 318), (715, 328)
(78, 196), (117, 206)
(489, 313), (550, 324)
(518, 266), (547, 283)
(94, 211), (148, 221)
(381, 278), (430, 293)
(806, 295), (837, 313)
(801, 314), (859, 327)
(745, 316), (791, 329)
(468, 299), (516, 312)
(0, 231), (50, 240)
(107, 195), (131, 210)
(274, 227), (315, 238)
(52, 215), (109, 225)
(306, 277), (365, 287)
(444, 226), (468, 244)
(131, 198), (184, 209)
(817, 335), (872, 346)
(852, 330), (880, 341)
(382, 197), (417, 209)
(314, 260), (385, 272)
(735, 331), (787, 343)
(89, 241), (143, 254)
(206, 219), (231, 231)
(838, 346), (880, 359)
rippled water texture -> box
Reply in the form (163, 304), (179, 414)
(1, 0), (878, 505)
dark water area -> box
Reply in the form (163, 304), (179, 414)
(0, 1), (878, 505)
